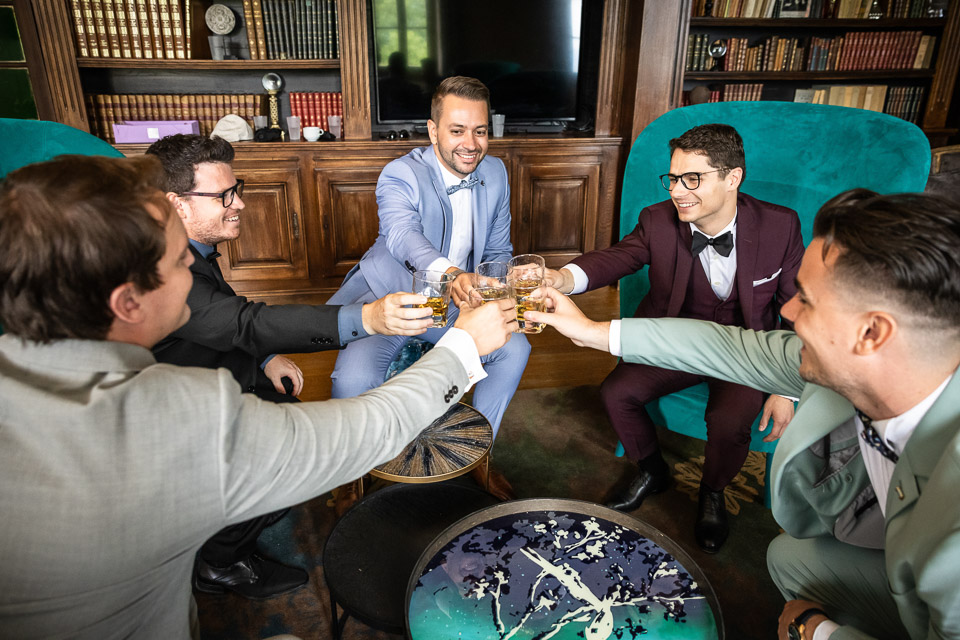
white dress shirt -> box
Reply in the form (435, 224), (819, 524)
(564, 213), (738, 301)
(427, 157), (475, 274)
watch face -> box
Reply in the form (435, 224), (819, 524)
(788, 624), (803, 640)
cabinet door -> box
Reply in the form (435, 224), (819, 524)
(218, 162), (310, 285)
(513, 152), (603, 267)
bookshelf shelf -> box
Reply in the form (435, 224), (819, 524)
(690, 18), (947, 28)
(76, 59), (341, 70)
(686, 69), (936, 80)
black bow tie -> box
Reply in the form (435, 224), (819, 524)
(856, 410), (899, 464)
(446, 176), (479, 195)
(691, 231), (734, 257)
(206, 251), (221, 263)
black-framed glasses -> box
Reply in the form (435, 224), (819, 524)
(659, 170), (723, 191)
(180, 179), (244, 207)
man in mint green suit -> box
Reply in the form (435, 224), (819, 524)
(528, 189), (960, 640)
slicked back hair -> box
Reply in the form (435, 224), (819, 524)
(146, 133), (235, 194)
(0, 154), (171, 342)
(814, 188), (960, 336)
(668, 123), (746, 184)
(430, 76), (491, 124)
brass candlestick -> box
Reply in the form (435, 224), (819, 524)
(261, 72), (285, 141)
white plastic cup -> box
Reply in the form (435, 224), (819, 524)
(303, 126), (321, 142)
(491, 113), (505, 137)
(327, 115), (342, 139)
(286, 116), (301, 141)
(253, 115), (268, 130)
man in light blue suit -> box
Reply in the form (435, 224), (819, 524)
(329, 77), (530, 499)
(528, 190), (960, 640)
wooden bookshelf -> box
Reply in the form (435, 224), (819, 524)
(75, 58), (340, 70)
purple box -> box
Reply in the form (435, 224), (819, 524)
(112, 120), (201, 144)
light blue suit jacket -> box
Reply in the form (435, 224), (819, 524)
(618, 317), (960, 640)
(330, 145), (513, 303)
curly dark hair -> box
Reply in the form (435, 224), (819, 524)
(814, 188), (960, 334)
(0, 154), (171, 342)
(668, 124), (746, 183)
(146, 133), (235, 193)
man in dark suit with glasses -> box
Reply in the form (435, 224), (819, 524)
(543, 123), (805, 553)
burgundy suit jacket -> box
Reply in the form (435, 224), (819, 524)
(571, 192), (804, 331)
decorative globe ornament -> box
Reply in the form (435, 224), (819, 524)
(205, 4), (236, 35)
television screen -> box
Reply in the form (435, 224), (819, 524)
(370, 0), (603, 127)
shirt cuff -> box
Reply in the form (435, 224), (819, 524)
(427, 257), (456, 274)
(337, 303), (369, 344)
(435, 327), (487, 389)
(812, 619), (839, 640)
(260, 354), (276, 370)
(609, 319), (622, 357)
(563, 263), (589, 295)
(775, 394), (800, 403)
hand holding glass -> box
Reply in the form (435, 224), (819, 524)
(412, 270), (453, 327)
(508, 254), (546, 333)
(469, 261), (513, 307)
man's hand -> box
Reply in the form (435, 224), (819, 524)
(760, 394), (796, 442)
(524, 287), (611, 352)
(447, 268), (473, 307)
(362, 292), (435, 336)
(778, 599), (830, 640)
(543, 267), (575, 294)
(452, 298), (516, 356)
(264, 355), (304, 396)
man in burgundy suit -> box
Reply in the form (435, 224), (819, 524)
(544, 124), (804, 553)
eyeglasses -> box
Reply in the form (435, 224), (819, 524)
(659, 170), (724, 191)
(180, 179), (244, 207)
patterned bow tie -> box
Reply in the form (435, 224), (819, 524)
(446, 176), (479, 195)
(857, 410), (899, 464)
(691, 231), (734, 257)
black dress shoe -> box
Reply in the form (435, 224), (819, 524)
(194, 553), (308, 600)
(694, 488), (729, 554)
(605, 469), (670, 512)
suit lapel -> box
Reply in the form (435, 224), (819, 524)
(735, 194), (759, 329)
(423, 146), (455, 258)
(667, 220), (694, 317)
(471, 164), (489, 270)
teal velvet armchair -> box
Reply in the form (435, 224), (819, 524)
(614, 102), (931, 503)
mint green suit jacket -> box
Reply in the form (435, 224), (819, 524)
(620, 318), (960, 640)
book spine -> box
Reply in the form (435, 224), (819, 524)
(71, 0), (91, 58)
(184, 0), (192, 58)
(169, 0), (186, 59)
(157, 0), (176, 60)
(145, 0), (164, 58)
(242, 0), (259, 59)
(264, 0), (277, 58)
(252, 0), (268, 59)
(103, 0), (123, 57)
(91, 1), (112, 57)
(81, 0), (101, 56)
(114, 0), (133, 58)
(123, 0), (143, 58)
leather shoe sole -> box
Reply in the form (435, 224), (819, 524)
(194, 553), (308, 600)
(605, 470), (670, 512)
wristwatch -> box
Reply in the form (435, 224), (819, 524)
(448, 268), (467, 280)
(788, 607), (828, 640)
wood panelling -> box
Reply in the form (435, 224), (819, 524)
(19, 0), (83, 127)
(337, 0), (372, 140)
(317, 167), (382, 273)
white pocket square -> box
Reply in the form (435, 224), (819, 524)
(753, 268), (782, 287)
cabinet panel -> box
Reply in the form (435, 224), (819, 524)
(219, 164), (309, 283)
(313, 163), (385, 277)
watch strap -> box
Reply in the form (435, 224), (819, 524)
(791, 607), (829, 640)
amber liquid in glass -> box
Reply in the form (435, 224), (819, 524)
(513, 279), (545, 333)
(414, 296), (448, 327)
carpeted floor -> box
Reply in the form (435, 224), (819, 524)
(196, 384), (784, 639)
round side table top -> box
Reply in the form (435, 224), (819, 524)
(407, 498), (723, 640)
(370, 402), (492, 483)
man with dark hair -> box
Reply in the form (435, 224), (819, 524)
(543, 123), (804, 553)
(328, 76), (530, 500)
(145, 134), (437, 599)
(529, 189), (960, 640)
(0, 154), (516, 638)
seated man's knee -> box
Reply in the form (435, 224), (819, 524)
(482, 332), (531, 364)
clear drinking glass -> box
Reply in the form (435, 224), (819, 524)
(469, 261), (513, 307)
(412, 270), (453, 327)
(508, 254), (545, 334)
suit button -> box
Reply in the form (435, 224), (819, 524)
(351, 330), (358, 337)
(246, 385), (255, 392)
(451, 385), (459, 394)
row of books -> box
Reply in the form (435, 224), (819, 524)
(86, 93), (265, 141)
(69, 0), (190, 59)
(680, 84), (764, 105)
(288, 92), (343, 130)
(794, 84), (926, 121)
(709, 31), (935, 72)
(692, 0), (937, 18)
(686, 34), (720, 71)
(241, 0), (340, 60)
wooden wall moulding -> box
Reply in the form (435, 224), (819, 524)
(23, 0), (85, 129)
(923, 0), (960, 132)
(336, 0), (372, 140)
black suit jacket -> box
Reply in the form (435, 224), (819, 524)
(152, 245), (344, 394)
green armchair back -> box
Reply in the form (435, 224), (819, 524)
(615, 102), (931, 499)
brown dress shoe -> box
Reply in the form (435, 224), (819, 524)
(334, 481), (360, 517)
(471, 466), (515, 501)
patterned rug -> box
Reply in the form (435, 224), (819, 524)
(196, 385), (784, 639)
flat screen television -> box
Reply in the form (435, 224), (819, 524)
(370, 0), (605, 131)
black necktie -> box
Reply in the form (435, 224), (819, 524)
(446, 176), (479, 195)
(856, 410), (899, 464)
(690, 230), (734, 257)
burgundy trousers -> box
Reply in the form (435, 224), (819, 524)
(600, 360), (765, 492)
